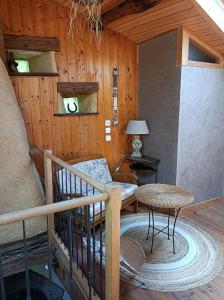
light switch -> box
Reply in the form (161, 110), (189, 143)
(106, 135), (111, 142)
(105, 120), (111, 126)
(105, 127), (111, 134)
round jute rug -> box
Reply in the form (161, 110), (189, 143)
(118, 213), (223, 292)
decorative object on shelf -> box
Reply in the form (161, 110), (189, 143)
(126, 120), (149, 157)
(57, 82), (98, 116)
(6, 51), (18, 73)
(69, 0), (103, 45)
(64, 97), (79, 113)
(112, 65), (119, 126)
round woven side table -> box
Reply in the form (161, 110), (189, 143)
(135, 184), (194, 254)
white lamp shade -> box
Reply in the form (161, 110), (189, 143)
(126, 120), (149, 135)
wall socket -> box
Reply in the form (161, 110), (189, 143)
(105, 127), (111, 134)
(106, 135), (111, 142)
(105, 120), (111, 126)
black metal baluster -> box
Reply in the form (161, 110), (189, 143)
(65, 169), (68, 197)
(80, 178), (83, 196)
(86, 204), (92, 300)
(56, 163), (60, 203)
(92, 197), (96, 295)
(47, 215), (52, 282)
(80, 178), (84, 277)
(74, 175), (77, 195)
(80, 205), (84, 277)
(71, 173), (78, 270)
(55, 164), (61, 236)
(61, 166), (64, 201)
(0, 251), (6, 300)
(61, 167), (66, 243)
(75, 207), (79, 270)
(86, 182), (88, 197)
(65, 170), (68, 247)
(99, 200), (103, 299)
(69, 171), (72, 198)
(67, 211), (74, 296)
(57, 166), (63, 240)
(23, 220), (31, 300)
(52, 163), (58, 233)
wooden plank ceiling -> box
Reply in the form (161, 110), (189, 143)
(51, 0), (224, 56)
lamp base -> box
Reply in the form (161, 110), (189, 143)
(131, 135), (142, 158)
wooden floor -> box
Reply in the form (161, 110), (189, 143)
(120, 199), (224, 300)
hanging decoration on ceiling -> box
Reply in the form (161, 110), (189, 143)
(69, 0), (103, 45)
(112, 65), (119, 126)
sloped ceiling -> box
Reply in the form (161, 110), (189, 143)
(50, 0), (224, 56)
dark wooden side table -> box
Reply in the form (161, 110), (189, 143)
(126, 155), (160, 185)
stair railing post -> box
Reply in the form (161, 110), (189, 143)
(44, 149), (54, 230)
(105, 187), (121, 300)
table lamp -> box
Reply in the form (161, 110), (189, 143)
(126, 120), (149, 157)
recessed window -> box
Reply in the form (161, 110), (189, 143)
(63, 97), (80, 114)
(55, 82), (99, 117)
(15, 59), (30, 73)
(188, 39), (219, 64)
(6, 50), (57, 74)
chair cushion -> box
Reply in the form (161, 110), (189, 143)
(57, 158), (112, 195)
(87, 181), (138, 217)
(106, 181), (138, 201)
(57, 157), (137, 217)
(72, 158), (112, 185)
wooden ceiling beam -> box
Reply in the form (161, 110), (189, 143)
(102, 0), (161, 26)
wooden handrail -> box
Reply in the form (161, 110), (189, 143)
(0, 193), (108, 226)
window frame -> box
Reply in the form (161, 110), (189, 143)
(176, 27), (224, 69)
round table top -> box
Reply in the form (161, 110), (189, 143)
(135, 184), (194, 209)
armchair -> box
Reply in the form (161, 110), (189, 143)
(57, 156), (139, 225)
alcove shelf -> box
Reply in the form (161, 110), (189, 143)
(54, 112), (99, 117)
(57, 82), (99, 116)
(4, 34), (60, 76)
(9, 72), (59, 77)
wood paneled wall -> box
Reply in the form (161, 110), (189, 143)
(0, 0), (137, 175)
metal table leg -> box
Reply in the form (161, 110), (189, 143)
(172, 208), (181, 254)
(150, 206), (155, 253)
(146, 207), (181, 255)
(146, 205), (151, 240)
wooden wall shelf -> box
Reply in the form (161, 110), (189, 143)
(4, 34), (60, 52)
(54, 113), (99, 117)
(9, 72), (59, 77)
(57, 82), (99, 95)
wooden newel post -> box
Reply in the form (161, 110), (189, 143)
(105, 188), (121, 300)
(44, 149), (54, 230)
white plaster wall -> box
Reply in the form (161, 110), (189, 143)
(138, 31), (181, 184)
(177, 66), (224, 202)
